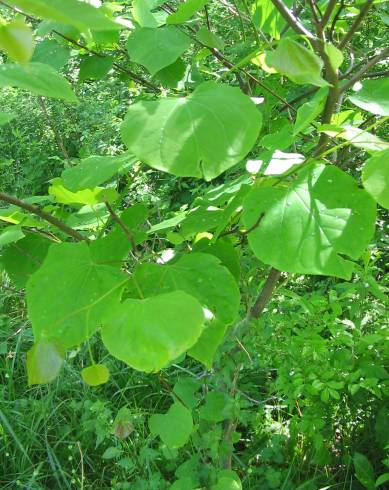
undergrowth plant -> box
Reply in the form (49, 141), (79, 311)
(0, 0), (388, 489)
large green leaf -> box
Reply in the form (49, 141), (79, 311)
(61, 154), (135, 191)
(0, 233), (51, 288)
(0, 62), (77, 102)
(101, 291), (205, 372)
(12, 0), (121, 31)
(26, 242), (128, 348)
(167, 0), (210, 24)
(126, 26), (191, 75)
(267, 38), (328, 87)
(349, 78), (389, 116)
(121, 81), (261, 180)
(149, 402), (193, 448)
(0, 19), (35, 64)
(32, 39), (70, 70)
(362, 148), (389, 209)
(242, 163), (376, 279)
(127, 253), (240, 324)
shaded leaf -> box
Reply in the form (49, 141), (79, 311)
(27, 339), (65, 385)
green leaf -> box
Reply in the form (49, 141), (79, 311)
(0, 19), (35, 64)
(149, 402), (193, 448)
(79, 55), (114, 82)
(48, 178), (118, 206)
(212, 478), (241, 490)
(362, 149), (389, 209)
(192, 238), (240, 282)
(102, 291), (204, 372)
(353, 452), (375, 490)
(253, 0), (293, 39)
(267, 38), (328, 87)
(27, 339), (65, 385)
(0, 226), (24, 247)
(349, 78), (389, 116)
(102, 446), (122, 460)
(26, 241), (128, 348)
(199, 392), (233, 422)
(132, 0), (167, 28)
(324, 43), (344, 71)
(294, 88), (328, 135)
(31, 39), (70, 70)
(0, 233), (51, 288)
(154, 58), (186, 89)
(242, 163), (376, 279)
(188, 318), (227, 368)
(0, 62), (77, 102)
(180, 206), (224, 238)
(0, 112), (16, 126)
(196, 27), (224, 50)
(62, 154), (135, 191)
(121, 81), (261, 181)
(81, 364), (110, 386)
(12, 0), (121, 32)
(90, 204), (148, 263)
(127, 253), (240, 324)
(173, 377), (201, 409)
(126, 26), (191, 76)
(334, 125), (389, 153)
(376, 473), (389, 487)
(167, 0), (210, 24)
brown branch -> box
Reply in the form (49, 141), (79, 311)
(0, 192), (86, 242)
(270, 0), (318, 43)
(105, 201), (137, 253)
(338, 0), (374, 49)
(362, 68), (389, 79)
(38, 96), (70, 163)
(341, 46), (389, 93)
(320, 0), (338, 28)
(249, 268), (282, 319)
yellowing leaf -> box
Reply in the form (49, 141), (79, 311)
(81, 364), (110, 386)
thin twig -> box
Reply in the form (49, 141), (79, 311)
(0, 192), (86, 242)
(338, 0), (374, 49)
(105, 201), (137, 252)
(341, 46), (389, 92)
